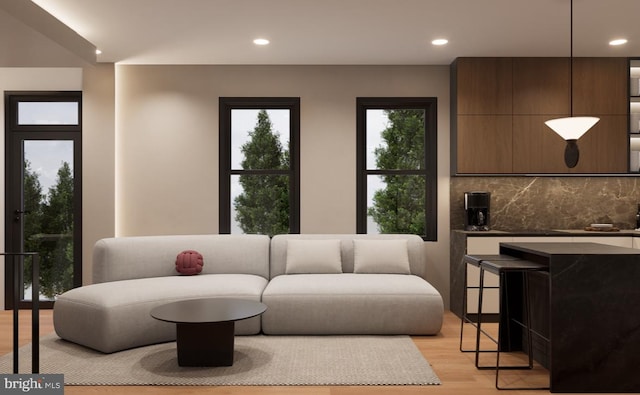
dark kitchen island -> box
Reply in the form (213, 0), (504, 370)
(498, 242), (640, 393)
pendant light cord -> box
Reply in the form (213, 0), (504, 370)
(570, 0), (573, 116)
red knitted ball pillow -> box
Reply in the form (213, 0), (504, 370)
(175, 250), (204, 275)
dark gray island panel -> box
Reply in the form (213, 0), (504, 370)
(499, 242), (640, 393)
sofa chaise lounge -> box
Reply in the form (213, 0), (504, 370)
(53, 233), (444, 353)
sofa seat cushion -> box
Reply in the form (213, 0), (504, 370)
(261, 273), (443, 335)
(53, 274), (268, 353)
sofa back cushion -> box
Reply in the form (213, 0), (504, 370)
(285, 239), (343, 274)
(352, 239), (411, 274)
(269, 234), (425, 279)
(92, 234), (270, 283)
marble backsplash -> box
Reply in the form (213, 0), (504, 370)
(451, 177), (640, 231)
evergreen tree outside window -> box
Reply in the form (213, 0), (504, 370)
(356, 98), (438, 241)
(219, 98), (300, 236)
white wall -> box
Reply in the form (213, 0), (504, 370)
(0, 67), (83, 309)
(116, 65), (451, 306)
(81, 64), (116, 284)
(0, 8), (88, 67)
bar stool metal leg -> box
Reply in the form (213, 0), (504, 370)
(459, 257), (467, 351)
(474, 265), (486, 368)
(494, 270), (549, 390)
(460, 255), (496, 355)
(459, 256), (476, 352)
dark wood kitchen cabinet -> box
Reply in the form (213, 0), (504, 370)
(452, 58), (513, 173)
(456, 115), (513, 173)
(451, 57), (628, 174)
(572, 57), (628, 115)
(512, 115), (566, 173)
(569, 58), (628, 173)
(568, 115), (628, 173)
(513, 57), (570, 115)
(455, 57), (512, 115)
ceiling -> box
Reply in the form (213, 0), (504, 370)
(31, 0), (640, 65)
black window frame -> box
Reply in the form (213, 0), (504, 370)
(219, 97), (300, 234)
(356, 97), (438, 241)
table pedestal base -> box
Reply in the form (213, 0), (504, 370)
(176, 321), (235, 366)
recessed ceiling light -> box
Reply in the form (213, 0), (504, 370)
(431, 39), (448, 46)
(95, 49), (102, 55)
(253, 38), (270, 46)
(609, 38), (628, 46)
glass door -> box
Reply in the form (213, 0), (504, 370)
(4, 92), (82, 309)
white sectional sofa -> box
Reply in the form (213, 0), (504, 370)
(53, 233), (444, 353)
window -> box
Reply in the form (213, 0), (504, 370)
(17, 101), (79, 125)
(219, 98), (300, 235)
(356, 98), (437, 241)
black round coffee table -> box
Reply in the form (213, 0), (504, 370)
(150, 298), (267, 367)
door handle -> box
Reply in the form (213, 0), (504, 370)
(14, 210), (30, 222)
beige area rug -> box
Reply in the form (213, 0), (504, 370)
(0, 334), (441, 386)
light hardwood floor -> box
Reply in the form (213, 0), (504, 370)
(0, 309), (569, 395)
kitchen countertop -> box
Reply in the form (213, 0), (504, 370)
(453, 229), (640, 236)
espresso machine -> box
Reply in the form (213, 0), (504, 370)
(464, 192), (490, 231)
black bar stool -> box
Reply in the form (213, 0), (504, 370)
(459, 254), (520, 354)
(477, 258), (549, 390)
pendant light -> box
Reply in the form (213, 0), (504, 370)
(544, 0), (599, 168)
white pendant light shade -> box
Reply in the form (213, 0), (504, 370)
(544, 116), (600, 140)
